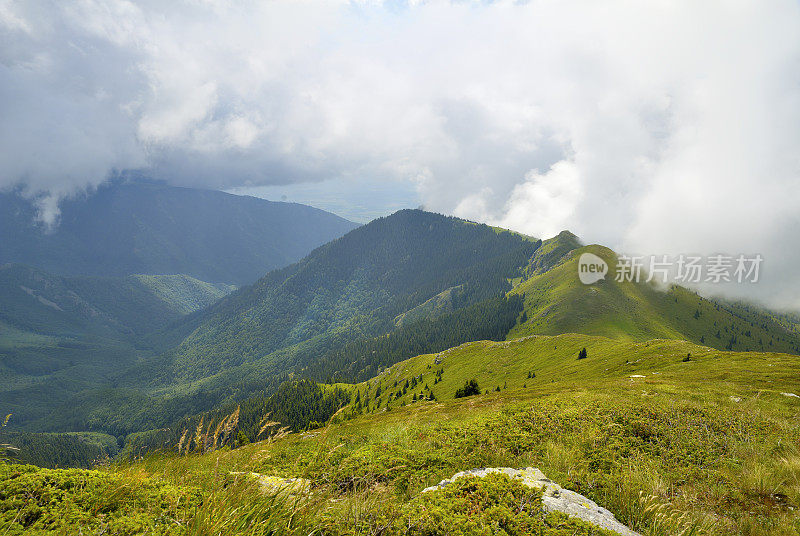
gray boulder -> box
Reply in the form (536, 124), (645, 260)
(422, 467), (640, 536)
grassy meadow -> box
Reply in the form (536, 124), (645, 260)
(3, 333), (800, 535)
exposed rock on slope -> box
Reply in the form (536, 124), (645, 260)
(228, 472), (311, 495)
(422, 467), (640, 536)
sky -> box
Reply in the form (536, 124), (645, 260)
(228, 178), (419, 223)
(1, 0), (799, 308)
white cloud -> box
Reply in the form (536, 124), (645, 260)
(492, 161), (582, 240)
(1, 0), (799, 307)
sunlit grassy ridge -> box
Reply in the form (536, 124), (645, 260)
(346, 333), (797, 410)
(4, 333), (800, 535)
(509, 245), (800, 354)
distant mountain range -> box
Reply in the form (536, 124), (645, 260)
(0, 180), (358, 285)
(0, 264), (234, 340)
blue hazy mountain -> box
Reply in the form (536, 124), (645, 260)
(0, 180), (358, 285)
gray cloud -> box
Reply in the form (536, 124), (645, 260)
(1, 0), (799, 308)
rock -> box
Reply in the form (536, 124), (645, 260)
(422, 467), (641, 536)
(228, 472), (310, 495)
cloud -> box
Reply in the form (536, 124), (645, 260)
(1, 0), (799, 307)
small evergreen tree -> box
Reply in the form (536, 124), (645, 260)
(454, 379), (481, 398)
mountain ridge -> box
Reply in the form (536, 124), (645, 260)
(0, 180), (358, 285)
(510, 242), (800, 355)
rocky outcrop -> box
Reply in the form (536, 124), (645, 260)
(228, 472), (310, 495)
(422, 467), (640, 536)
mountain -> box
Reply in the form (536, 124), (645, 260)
(17, 210), (540, 436)
(156, 210), (539, 382)
(23, 211), (539, 435)
(0, 264), (234, 339)
(155, 230), (800, 450)
(508, 241), (800, 354)
(0, 180), (358, 285)
(144, 222), (799, 418)
(6, 215), (800, 534)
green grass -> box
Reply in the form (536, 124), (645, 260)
(508, 245), (800, 355)
(346, 333), (799, 410)
(5, 333), (800, 534)
(367, 473), (615, 535)
(133, 275), (235, 315)
(0, 463), (202, 534)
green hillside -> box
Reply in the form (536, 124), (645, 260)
(0, 265), (235, 339)
(132, 275), (235, 315)
(343, 333), (799, 412)
(5, 334), (800, 535)
(0, 430), (118, 468)
(160, 210), (539, 381)
(0, 211), (538, 438)
(66, 211), (538, 433)
(522, 230), (582, 277)
(393, 284), (465, 327)
(508, 243), (800, 355)
(5, 214), (800, 534)
(26, 214), (800, 441)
